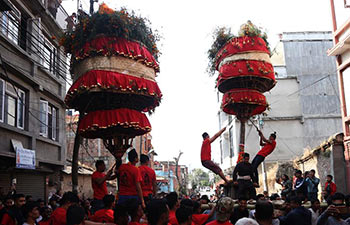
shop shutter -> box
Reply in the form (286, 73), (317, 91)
(15, 173), (45, 200)
(0, 173), (11, 194)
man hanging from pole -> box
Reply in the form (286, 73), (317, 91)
(251, 129), (277, 184)
(201, 127), (231, 184)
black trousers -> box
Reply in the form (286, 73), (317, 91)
(237, 180), (256, 200)
(251, 155), (265, 184)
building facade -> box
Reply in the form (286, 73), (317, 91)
(217, 32), (342, 188)
(328, 0), (350, 193)
(0, 0), (68, 201)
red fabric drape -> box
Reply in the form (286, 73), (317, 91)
(215, 36), (270, 70)
(222, 89), (267, 117)
(65, 70), (162, 111)
(78, 108), (151, 138)
(73, 36), (159, 72)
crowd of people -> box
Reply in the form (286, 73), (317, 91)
(0, 147), (349, 225)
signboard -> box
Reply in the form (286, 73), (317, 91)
(16, 147), (36, 170)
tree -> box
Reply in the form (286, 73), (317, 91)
(189, 168), (210, 191)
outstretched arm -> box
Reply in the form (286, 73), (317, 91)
(209, 127), (226, 143)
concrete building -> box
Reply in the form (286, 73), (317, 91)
(216, 32), (342, 190)
(328, 0), (350, 193)
(0, 0), (68, 200)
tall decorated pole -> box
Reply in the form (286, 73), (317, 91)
(208, 22), (276, 163)
(61, 4), (162, 190)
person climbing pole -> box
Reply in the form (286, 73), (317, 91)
(201, 127), (231, 184)
(251, 129), (277, 184)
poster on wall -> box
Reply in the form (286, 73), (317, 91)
(16, 147), (36, 170)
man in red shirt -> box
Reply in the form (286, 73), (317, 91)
(251, 130), (277, 184)
(91, 160), (116, 213)
(1, 194), (26, 225)
(90, 195), (115, 223)
(201, 127), (229, 184)
(139, 154), (157, 203)
(117, 149), (145, 208)
(50, 192), (79, 225)
(324, 174), (337, 201)
(166, 192), (179, 225)
(206, 197), (233, 225)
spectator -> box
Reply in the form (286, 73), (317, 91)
(48, 197), (58, 211)
(235, 218), (259, 225)
(25, 196), (33, 202)
(255, 200), (278, 225)
(306, 170), (320, 201)
(113, 204), (128, 225)
(65, 13), (76, 32)
(232, 153), (257, 200)
(146, 199), (169, 225)
(38, 207), (52, 225)
(125, 198), (143, 225)
(200, 195), (209, 205)
(324, 175), (337, 201)
(270, 194), (281, 201)
(309, 199), (320, 225)
(248, 195), (265, 219)
(0, 196), (13, 222)
(66, 205), (85, 225)
(22, 201), (40, 225)
(280, 174), (292, 199)
(36, 199), (45, 211)
(117, 149), (145, 208)
(294, 170), (307, 200)
(139, 154), (157, 203)
(51, 192), (79, 225)
(192, 201), (216, 225)
(279, 196), (311, 225)
(91, 160), (116, 213)
(82, 200), (92, 219)
(230, 197), (249, 224)
(1, 194), (26, 225)
(176, 207), (192, 225)
(316, 193), (349, 225)
(166, 192), (179, 225)
(90, 195), (115, 223)
(207, 197), (234, 225)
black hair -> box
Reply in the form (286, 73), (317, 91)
(128, 149), (138, 163)
(13, 194), (25, 201)
(256, 194), (265, 200)
(238, 197), (248, 202)
(243, 153), (250, 158)
(114, 203), (128, 224)
(332, 192), (345, 202)
(176, 207), (192, 224)
(294, 170), (302, 175)
(311, 199), (320, 205)
(103, 194), (115, 208)
(60, 192), (79, 205)
(282, 174), (289, 180)
(4, 196), (14, 201)
(310, 169), (316, 173)
(270, 193), (280, 201)
(67, 205), (85, 225)
(125, 198), (140, 218)
(146, 199), (168, 225)
(22, 201), (39, 219)
(200, 195), (209, 203)
(25, 195), (32, 201)
(327, 174), (333, 180)
(270, 132), (277, 139)
(180, 199), (194, 209)
(202, 132), (209, 139)
(140, 154), (150, 164)
(289, 196), (302, 205)
(192, 201), (200, 213)
(166, 192), (178, 210)
(255, 200), (274, 221)
(95, 160), (105, 168)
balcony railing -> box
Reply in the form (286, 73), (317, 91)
(45, 0), (69, 31)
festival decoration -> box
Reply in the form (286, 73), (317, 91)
(208, 21), (276, 162)
(63, 4), (162, 160)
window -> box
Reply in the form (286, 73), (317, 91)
(0, 3), (21, 44)
(0, 79), (26, 129)
(43, 38), (57, 75)
(39, 100), (58, 140)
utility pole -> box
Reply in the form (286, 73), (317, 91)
(257, 115), (268, 193)
(72, 114), (82, 194)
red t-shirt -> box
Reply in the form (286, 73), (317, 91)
(51, 207), (66, 225)
(92, 171), (108, 200)
(192, 214), (210, 225)
(39, 220), (50, 225)
(118, 162), (142, 196)
(90, 209), (114, 223)
(201, 138), (211, 161)
(257, 140), (276, 157)
(1, 213), (15, 225)
(139, 165), (156, 197)
(206, 220), (232, 225)
(169, 210), (178, 225)
(325, 181), (337, 195)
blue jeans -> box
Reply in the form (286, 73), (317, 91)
(118, 195), (139, 204)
